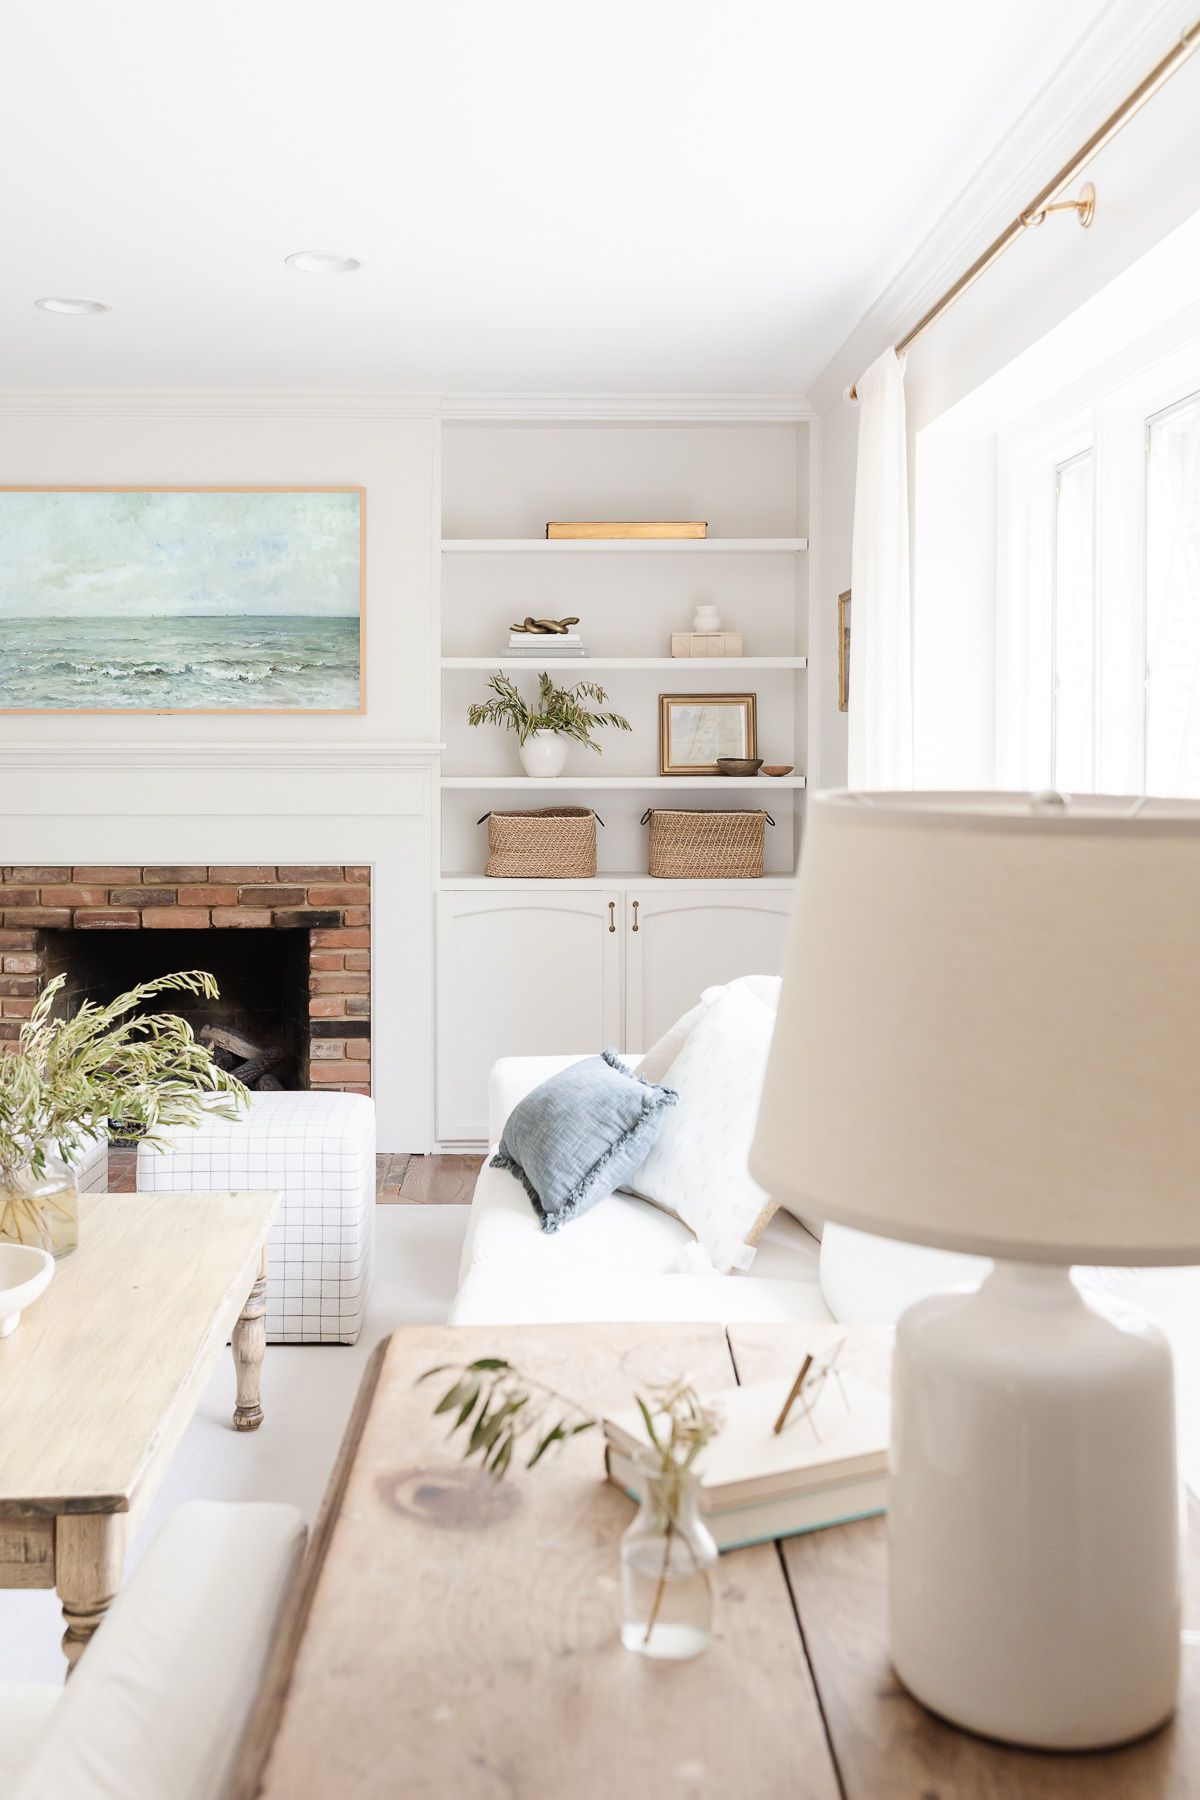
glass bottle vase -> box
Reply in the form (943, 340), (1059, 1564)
(0, 1151), (79, 1258)
(619, 1453), (718, 1660)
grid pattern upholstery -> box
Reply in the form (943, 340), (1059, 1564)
(135, 1093), (375, 1344)
(72, 1131), (109, 1195)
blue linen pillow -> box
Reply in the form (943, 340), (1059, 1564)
(492, 1050), (678, 1233)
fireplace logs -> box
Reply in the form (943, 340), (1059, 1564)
(199, 1025), (287, 1091)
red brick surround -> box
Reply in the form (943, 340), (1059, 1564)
(0, 864), (370, 1095)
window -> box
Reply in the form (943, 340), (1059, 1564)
(999, 345), (1200, 798)
(1146, 391), (1200, 795)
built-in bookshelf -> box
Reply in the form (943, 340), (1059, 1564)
(436, 410), (819, 880)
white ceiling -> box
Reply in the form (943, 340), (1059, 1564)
(2, 0), (1113, 394)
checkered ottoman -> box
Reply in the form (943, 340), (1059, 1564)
(136, 1091), (375, 1344)
(72, 1129), (109, 1195)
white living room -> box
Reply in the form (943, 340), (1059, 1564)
(1, 3), (1199, 1795)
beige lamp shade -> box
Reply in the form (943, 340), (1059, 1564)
(750, 792), (1200, 1265)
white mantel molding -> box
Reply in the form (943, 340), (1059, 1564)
(0, 391), (816, 424)
(0, 741), (444, 774)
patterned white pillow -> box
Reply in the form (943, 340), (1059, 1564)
(629, 981), (779, 1273)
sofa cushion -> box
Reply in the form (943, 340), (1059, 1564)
(492, 1051), (677, 1232)
(451, 1152), (831, 1326)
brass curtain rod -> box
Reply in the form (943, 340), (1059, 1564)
(847, 17), (1200, 401)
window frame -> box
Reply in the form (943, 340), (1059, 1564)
(997, 334), (1200, 797)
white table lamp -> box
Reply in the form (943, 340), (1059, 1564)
(751, 791), (1200, 1751)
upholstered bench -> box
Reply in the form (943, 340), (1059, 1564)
(136, 1091), (375, 1344)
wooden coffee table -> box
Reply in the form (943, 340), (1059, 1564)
(237, 1322), (1200, 1798)
(0, 1188), (278, 1670)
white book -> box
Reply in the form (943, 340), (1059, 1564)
(604, 1446), (886, 1551)
(603, 1371), (889, 1549)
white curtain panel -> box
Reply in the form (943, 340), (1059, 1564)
(848, 347), (914, 788)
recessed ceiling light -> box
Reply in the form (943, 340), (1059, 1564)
(284, 252), (361, 275)
(34, 296), (112, 315)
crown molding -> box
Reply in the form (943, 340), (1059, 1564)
(0, 392), (446, 419)
(0, 741), (444, 773)
(0, 390), (815, 423)
(808, 0), (1198, 412)
(437, 393), (816, 422)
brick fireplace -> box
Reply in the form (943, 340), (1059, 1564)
(0, 864), (370, 1095)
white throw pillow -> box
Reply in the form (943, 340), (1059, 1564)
(630, 981), (779, 1273)
(636, 974), (780, 1082)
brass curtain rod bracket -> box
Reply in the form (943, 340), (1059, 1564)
(1022, 181), (1096, 230)
(846, 18), (1199, 402)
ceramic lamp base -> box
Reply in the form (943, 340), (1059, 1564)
(889, 1261), (1181, 1750)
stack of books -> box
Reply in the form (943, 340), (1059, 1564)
(604, 1371), (889, 1551)
(506, 632), (590, 658)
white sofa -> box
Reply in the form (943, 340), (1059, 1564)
(452, 1029), (1200, 1489)
(0, 1500), (305, 1800)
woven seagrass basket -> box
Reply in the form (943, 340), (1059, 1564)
(643, 807), (772, 879)
(482, 807), (599, 878)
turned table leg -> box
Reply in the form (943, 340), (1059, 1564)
(233, 1246), (268, 1433)
(56, 1512), (126, 1674)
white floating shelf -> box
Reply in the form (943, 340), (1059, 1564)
(441, 774), (806, 790)
(439, 872), (798, 891)
(441, 537), (808, 555)
(442, 656), (807, 671)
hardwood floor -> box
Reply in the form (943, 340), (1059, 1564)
(107, 1147), (483, 1205)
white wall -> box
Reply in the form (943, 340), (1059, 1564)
(0, 399), (437, 745)
(0, 398), (440, 1150)
(808, 13), (1200, 788)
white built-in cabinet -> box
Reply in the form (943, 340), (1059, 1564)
(437, 881), (792, 1143)
(432, 403), (816, 1145)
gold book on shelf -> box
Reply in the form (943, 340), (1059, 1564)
(545, 520), (708, 540)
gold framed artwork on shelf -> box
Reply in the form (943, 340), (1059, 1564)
(837, 589), (851, 713)
(659, 692), (758, 775)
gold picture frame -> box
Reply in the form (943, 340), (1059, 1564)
(659, 692), (758, 775)
(837, 589), (851, 713)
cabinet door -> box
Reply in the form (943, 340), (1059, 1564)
(624, 888), (792, 1051)
(436, 890), (622, 1142)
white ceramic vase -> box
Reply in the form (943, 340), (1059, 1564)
(519, 731), (569, 778)
(692, 602), (722, 632)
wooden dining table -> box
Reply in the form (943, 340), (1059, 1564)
(235, 1320), (1200, 1798)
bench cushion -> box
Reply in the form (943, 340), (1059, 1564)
(13, 1500), (305, 1800)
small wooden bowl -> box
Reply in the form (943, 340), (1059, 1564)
(761, 764), (794, 778)
(716, 757), (764, 777)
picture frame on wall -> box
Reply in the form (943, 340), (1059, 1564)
(837, 589), (851, 712)
(659, 692), (758, 775)
(0, 486), (365, 713)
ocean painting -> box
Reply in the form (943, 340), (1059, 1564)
(0, 488), (362, 711)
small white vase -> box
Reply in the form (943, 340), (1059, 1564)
(519, 731), (569, 778)
(692, 602), (722, 632)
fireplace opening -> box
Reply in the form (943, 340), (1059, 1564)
(43, 927), (312, 1091)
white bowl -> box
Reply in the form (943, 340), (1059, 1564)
(0, 1244), (55, 1338)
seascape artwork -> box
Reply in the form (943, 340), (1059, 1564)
(0, 488), (362, 711)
